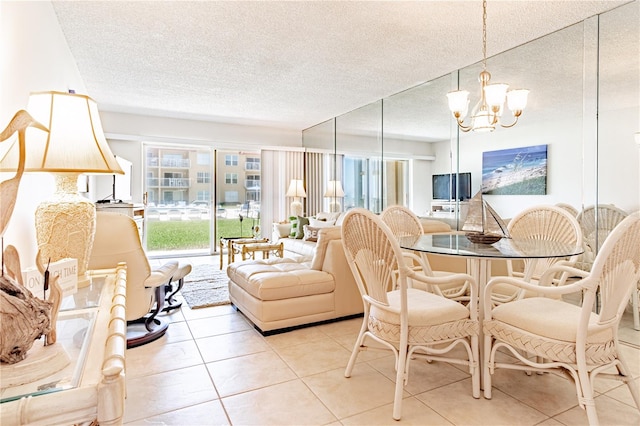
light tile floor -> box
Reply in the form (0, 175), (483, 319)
(124, 255), (640, 425)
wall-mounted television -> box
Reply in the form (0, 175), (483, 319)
(432, 172), (472, 201)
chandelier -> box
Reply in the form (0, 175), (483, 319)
(447, 0), (529, 132)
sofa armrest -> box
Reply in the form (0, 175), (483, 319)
(419, 218), (452, 233)
(322, 239), (363, 317)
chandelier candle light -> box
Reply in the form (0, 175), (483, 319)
(0, 91), (123, 287)
(447, 0), (529, 132)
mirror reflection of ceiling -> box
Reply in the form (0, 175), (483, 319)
(346, 3), (639, 143)
(51, 0), (631, 131)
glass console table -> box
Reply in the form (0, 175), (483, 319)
(0, 264), (127, 425)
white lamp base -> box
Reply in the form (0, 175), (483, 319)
(35, 174), (95, 288)
(328, 201), (342, 213)
(290, 200), (303, 218)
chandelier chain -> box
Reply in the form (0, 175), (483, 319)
(482, 0), (487, 70)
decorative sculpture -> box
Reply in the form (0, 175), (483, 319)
(0, 110), (57, 364)
(462, 190), (510, 244)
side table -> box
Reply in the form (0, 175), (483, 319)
(0, 263), (127, 425)
(240, 241), (284, 260)
(219, 237), (268, 268)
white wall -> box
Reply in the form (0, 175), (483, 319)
(95, 111), (302, 203)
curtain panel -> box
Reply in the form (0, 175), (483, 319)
(261, 149), (304, 237)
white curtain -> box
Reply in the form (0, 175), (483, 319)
(261, 149), (304, 237)
(305, 151), (325, 215)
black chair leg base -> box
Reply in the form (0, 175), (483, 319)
(126, 285), (170, 349)
(126, 317), (169, 349)
(163, 277), (185, 312)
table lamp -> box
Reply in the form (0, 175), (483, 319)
(0, 91), (123, 287)
(286, 179), (306, 217)
(323, 180), (345, 213)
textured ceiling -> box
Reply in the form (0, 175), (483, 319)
(52, 1), (629, 131)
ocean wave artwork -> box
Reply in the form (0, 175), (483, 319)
(481, 144), (547, 195)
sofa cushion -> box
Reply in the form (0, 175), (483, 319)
(281, 238), (315, 259)
(302, 225), (321, 242)
(310, 226), (342, 270)
(294, 216), (310, 239)
(420, 218), (452, 233)
(273, 222), (291, 239)
(309, 217), (336, 227)
(288, 216), (298, 238)
(228, 259), (335, 301)
(316, 212), (341, 222)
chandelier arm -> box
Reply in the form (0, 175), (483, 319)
(455, 118), (473, 132)
(490, 112), (500, 126)
(499, 115), (521, 129)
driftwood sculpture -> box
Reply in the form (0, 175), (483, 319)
(0, 246), (52, 363)
(0, 110), (54, 364)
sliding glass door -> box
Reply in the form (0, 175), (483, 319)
(215, 150), (261, 240)
(143, 144), (214, 256)
(143, 144), (262, 256)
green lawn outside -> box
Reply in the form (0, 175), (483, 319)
(146, 218), (256, 251)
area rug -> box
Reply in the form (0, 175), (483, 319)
(179, 264), (230, 309)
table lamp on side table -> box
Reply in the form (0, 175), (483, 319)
(286, 179), (306, 217)
(324, 180), (345, 213)
(0, 91), (123, 287)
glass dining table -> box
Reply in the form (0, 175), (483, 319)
(399, 233), (584, 385)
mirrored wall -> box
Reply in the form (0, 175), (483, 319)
(303, 1), (638, 225)
(302, 1), (639, 344)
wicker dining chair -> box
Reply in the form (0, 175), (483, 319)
(483, 211), (640, 426)
(380, 205), (471, 301)
(341, 208), (480, 421)
(491, 205), (583, 305)
(576, 204), (628, 272)
(555, 202), (579, 218)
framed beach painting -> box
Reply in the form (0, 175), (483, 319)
(482, 144), (547, 195)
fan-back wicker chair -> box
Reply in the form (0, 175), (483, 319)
(555, 202), (579, 218)
(576, 204), (628, 272)
(483, 211), (640, 426)
(491, 205), (583, 305)
(381, 205), (471, 301)
(634, 281), (640, 331)
(341, 208), (480, 420)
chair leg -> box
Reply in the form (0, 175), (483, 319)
(617, 353), (640, 411)
(483, 333), (493, 399)
(393, 342), (408, 421)
(126, 285), (170, 349)
(470, 334), (480, 399)
(345, 316), (368, 378)
(632, 285), (640, 331)
(163, 277), (184, 312)
(578, 367), (599, 426)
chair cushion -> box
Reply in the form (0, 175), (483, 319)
(371, 288), (470, 326)
(491, 297), (612, 344)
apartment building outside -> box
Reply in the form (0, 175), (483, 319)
(144, 146), (260, 212)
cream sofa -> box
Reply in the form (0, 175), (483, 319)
(229, 214), (509, 334)
(227, 225), (363, 334)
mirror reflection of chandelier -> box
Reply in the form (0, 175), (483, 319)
(447, 0), (529, 132)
